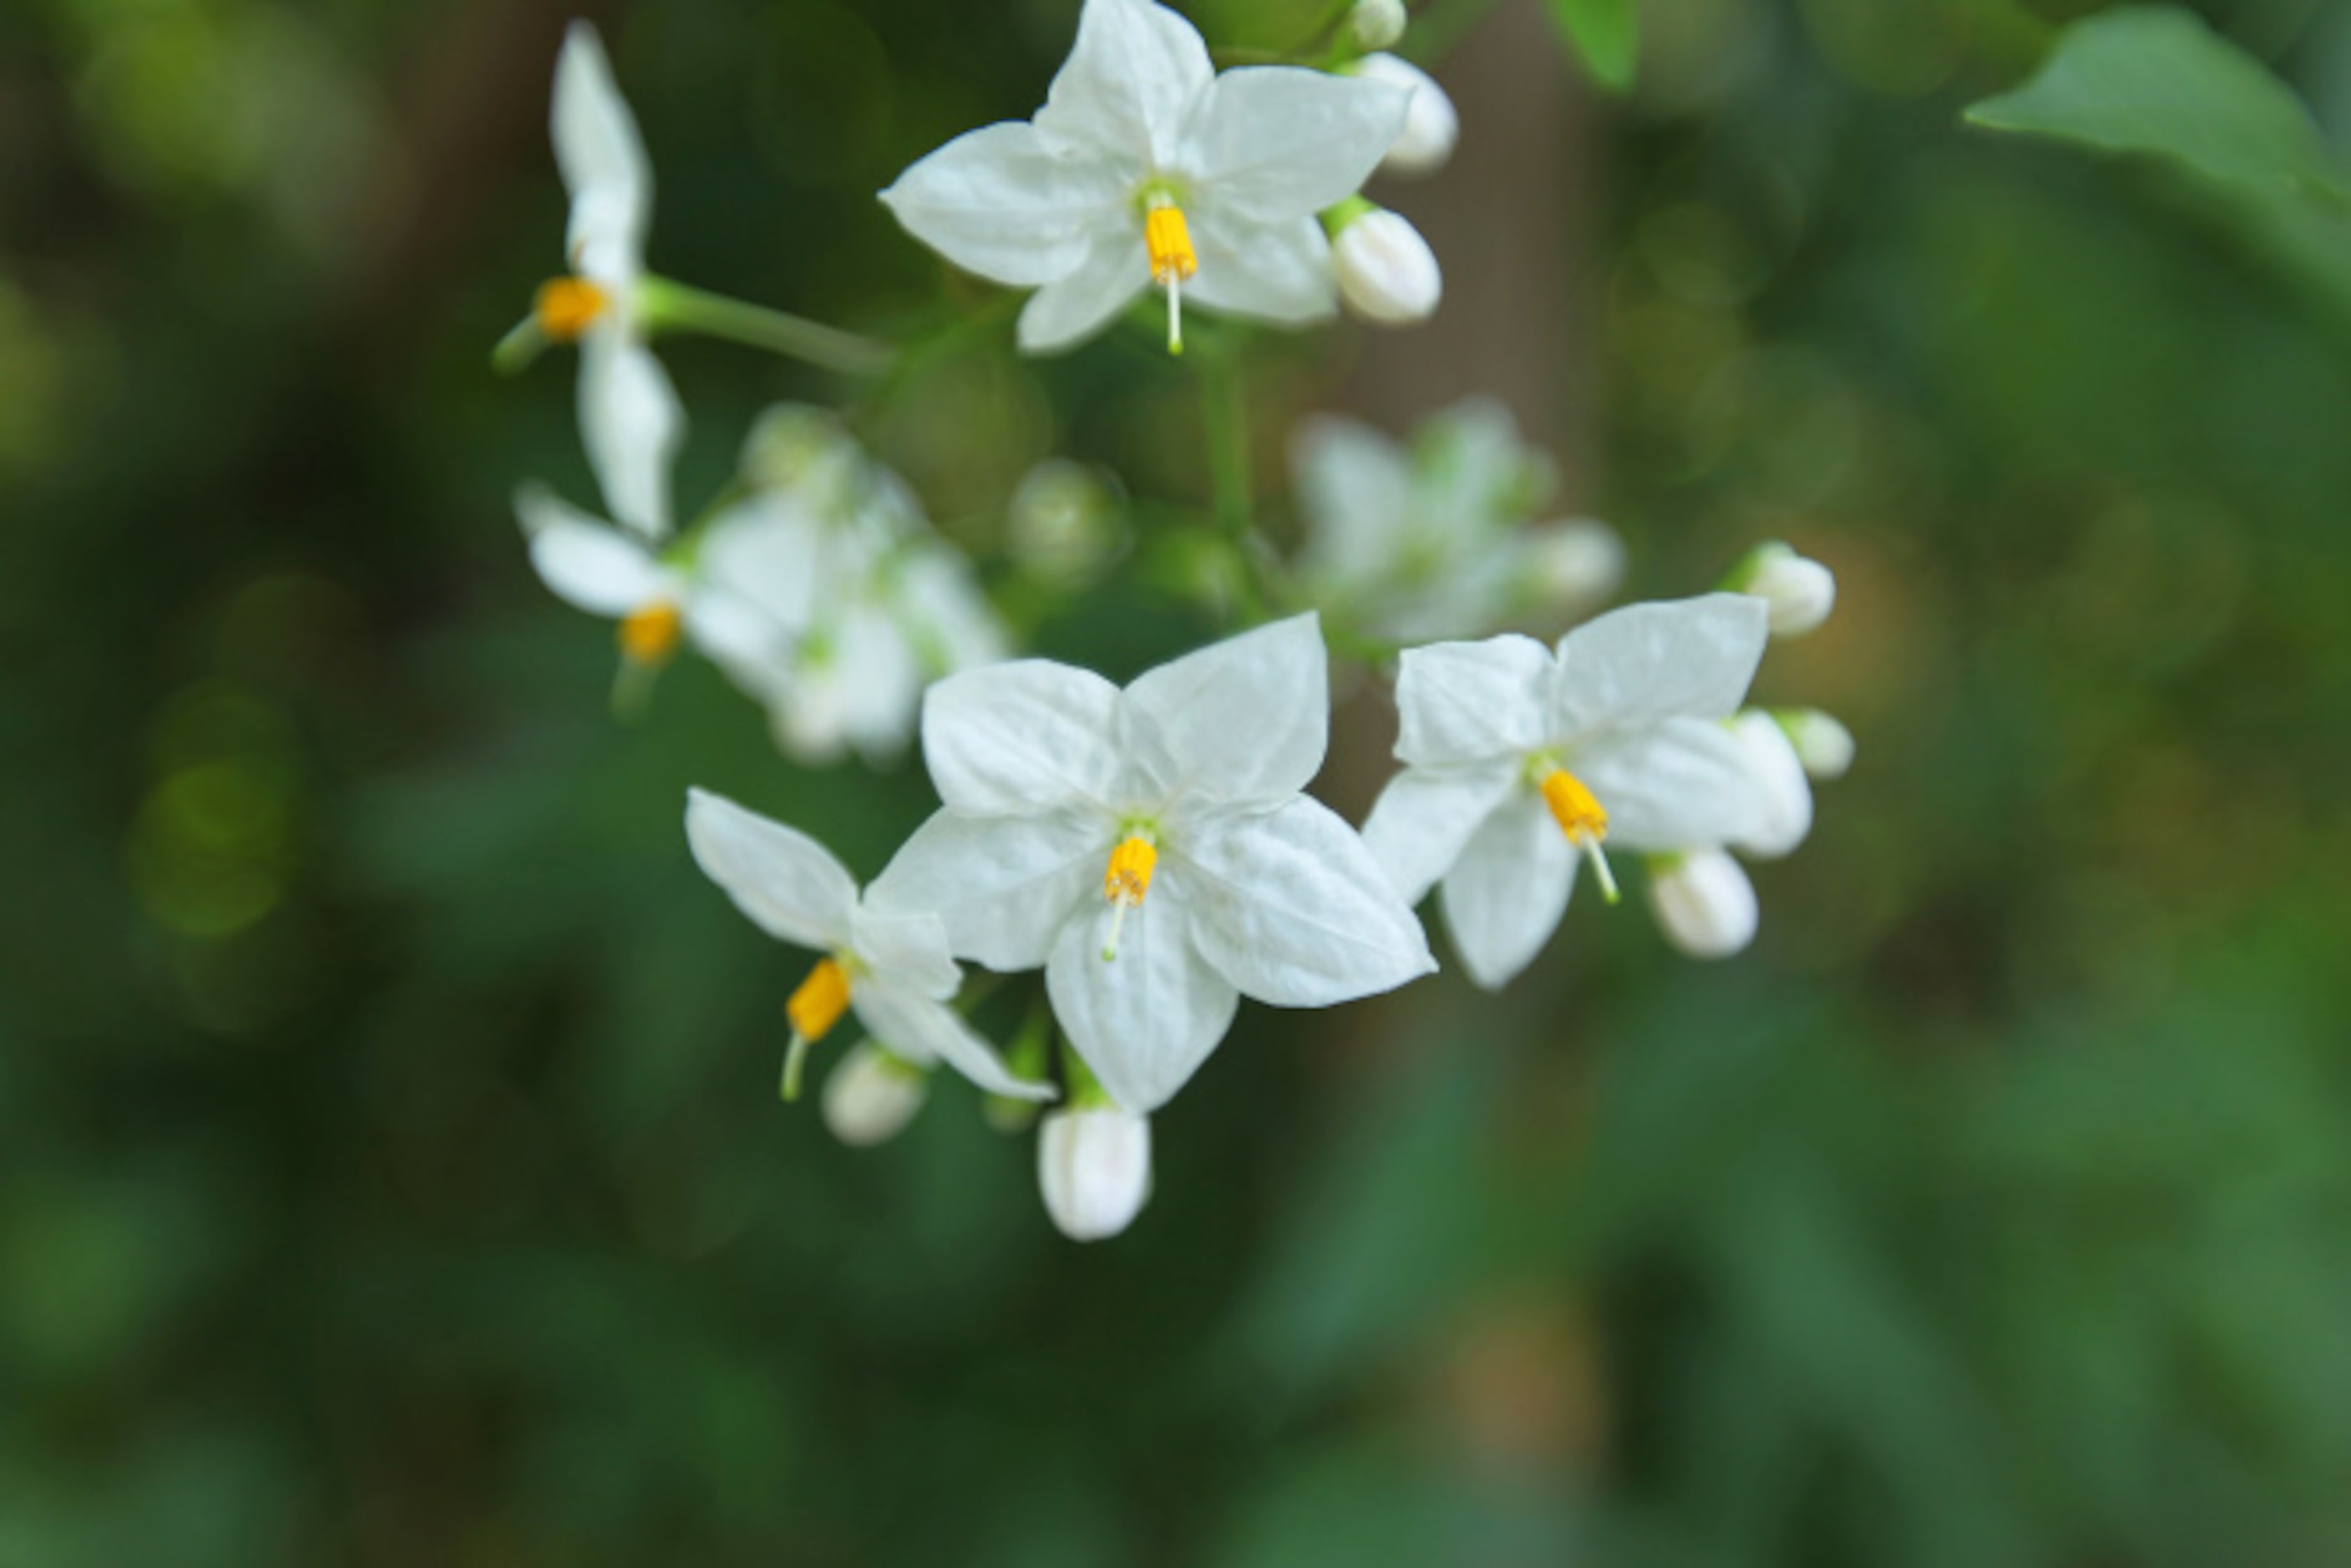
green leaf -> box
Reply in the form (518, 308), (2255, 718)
(1544, 0), (1639, 93)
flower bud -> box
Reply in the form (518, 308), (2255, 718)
(1726, 710), (1812, 859)
(1036, 1106), (1152, 1242)
(1523, 518), (1624, 615)
(1350, 0), (1408, 50)
(821, 1041), (930, 1147)
(1332, 207), (1442, 326)
(1779, 708), (1854, 780)
(1355, 54), (1457, 175)
(1007, 458), (1121, 587)
(1645, 849), (1759, 959)
(1732, 542), (1836, 637)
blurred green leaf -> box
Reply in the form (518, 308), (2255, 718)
(1544, 0), (1639, 92)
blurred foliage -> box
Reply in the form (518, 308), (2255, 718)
(6, 0), (2351, 1565)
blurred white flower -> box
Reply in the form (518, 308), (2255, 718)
(1352, 53), (1457, 175)
(879, 0), (1408, 353)
(1330, 205), (1442, 325)
(1350, 0), (1409, 51)
(1522, 518), (1628, 617)
(1780, 708), (1856, 779)
(1361, 595), (1773, 989)
(1644, 848), (1760, 959)
(685, 789), (1056, 1105)
(1733, 541), (1837, 637)
(1007, 458), (1123, 587)
(1037, 1105), (1153, 1241)
(869, 615), (1433, 1115)
(821, 1040), (932, 1146)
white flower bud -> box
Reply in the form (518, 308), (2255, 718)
(1780, 708), (1855, 780)
(1350, 0), (1409, 50)
(821, 1041), (930, 1147)
(1735, 542), (1837, 637)
(1646, 849), (1759, 960)
(1333, 208), (1442, 325)
(1007, 458), (1120, 586)
(1037, 1106), (1152, 1242)
(1355, 53), (1457, 175)
(1523, 518), (1625, 613)
(1726, 710), (1812, 859)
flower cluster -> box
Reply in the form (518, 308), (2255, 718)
(495, 3), (1852, 1243)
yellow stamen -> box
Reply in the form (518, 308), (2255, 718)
(618, 600), (684, 667)
(1540, 768), (1620, 905)
(780, 957), (852, 1101)
(534, 276), (611, 342)
(1101, 833), (1158, 961)
(1144, 202), (1197, 356)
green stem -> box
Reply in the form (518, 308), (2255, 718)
(637, 277), (896, 377)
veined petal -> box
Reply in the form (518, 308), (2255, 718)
(515, 487), (665, 614)
(1548, 594), (1768, 741)
(1439, 788), (1575, 990)
(1016, 229), (1150, 353)
(1183, 212), (1336, 326)
(1034, 0), (1214, 170)
(684, 788), (856, 951)
(1119, 613), (1330, 809)
(1179, 67), (1409, 222)
(920, 659), (1123, 815)
(553, 23), (650, 281)
(1359, 761), (1518, 903)
(867, 807), (1107, 971)
(579, 329), (681, 540)
(853, 979), (1056, 1101)
(1178, 799), (1435, 1007)
(1573, 718), (1768, 853)
(1292, 415), (1414, 579)
(879, 122), (1128, 286)
(1392, 635), (1553, 768)
(848, 906), (962, 1001)
(1046, 893), (1239, 1115)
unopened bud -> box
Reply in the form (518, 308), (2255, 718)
(1036, 1106), (1152, 1242)
(1732, 542), (1836, 637)
(1008, 459), (1121, 586)
(1726, 710), (1812, 859)
(821, 1042), (930, 1147)
(1779, 708), (1854, 780)
(1350, 0), (1408, 51)
(1523, 518), (1625, 613)
(1355, 53), (1457, 175)
(1645, 849), (1759, 960)
(1331, 208), (1442, 326)
(741, 403), (864, 513)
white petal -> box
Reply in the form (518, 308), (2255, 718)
(895, 548), (1011, 673)
(852, 979), (1056, 1101)
(696, 500), (824, 639)
(1359, 761), (1518, 903)
(1179, 67), (1408, 222)
(1354, 53), (1457, 176)
(1645, 848), (1758, 960)
(1438, 788), (1575, 990)
(867, 808), (1107, 971)
(1548, 594), (1768, 740)
(1037, 1107), (1152, 1241)
(516, 487), (664, 615)
(847, 905), (962, 1000)
(683, 586), (787, 682)
(833, 603), (925, 763)
(1016, 229), (1150, 353)
(1292, 415), (1413, 577)
(879, 122), (1128, 287)
(1046, 893), (1239, 1115)
(919, 659), (1123, 816)
(1391, 635), (1553, 768)
(1177, 799), (1435, 1007)
(553, 22), (650, 282)
(683, 788), (856, 951)
(1118, 613), (1330, 809)
(1573, 718), (1768, 853)
(1034, 0), (1215, 169)
(1183, 213), (1336, 326)
(1725, 711), (1812, 859)
(579, 330), (681, 540)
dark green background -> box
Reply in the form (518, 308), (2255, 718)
(7, 0), (2351, 1562)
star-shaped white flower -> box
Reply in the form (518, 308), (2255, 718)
(533, 22), (683, 539)
(879, 0), (1409, 354)
(685, 789), (1055, 1105)
(869, 614), (1434, 1114)
(1361, 594), (1774, 989)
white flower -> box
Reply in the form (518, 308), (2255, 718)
(1353, 53), (1457, 175)
(1360, 594), (1773, 989)
(1734, 542), (1837, 637)
(869, 614), (1434, 1114)
(1331, 206), (1442, 325)
(879, 0), (1409, 354)
(1350, 0), (1409, 51)
(821, 1041), (931, 1146)
(537, 23), (683, 539)
(1644, 848), (1759, 959)
(1037, 1106), (1152, 1241)
(1522, 518), (1627, 617)
(1727, 708), (1813, 860)
(1780, 708), (1855, 779)
(684, 789), (1056, 1105)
